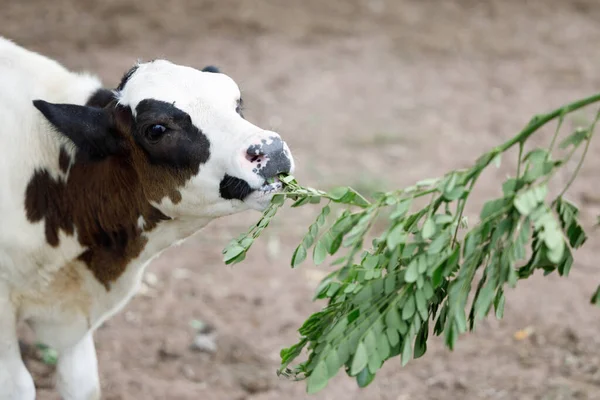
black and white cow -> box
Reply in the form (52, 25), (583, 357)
(0, 37), (294, 400)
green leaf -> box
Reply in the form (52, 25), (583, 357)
(291, 245), (307, 268)
(533, 185), (548, 203)
(336, 340), (351, 366)
(416, 177), (438, 187)
(377, 331), (391, 360)
(567, 223), (587, 249)
(428, 232), (451, 255)
(364, 330), (378, 360)
(401, 337), (412, 367)
(353, 285), (373, 305)
(435, 214), (455, 225)
(402, 295), (416, 320)
(386, 224), (407, 250)
(271, 193), (286, 205)
(514, 186), (547, 216)
(307, 361), (329, 394)
(402, 243), (418, 259)
(330, 212), (353, 234)
(502, 178), (519, 197)
(423, 281), (434, 300)
(309, 195), (322, 204)
(223, 245), (246, 264)
(350, 342), (368, 376)
(280, 174), (295, 184)
(494, 291), (505, 319)
(445, 322), (457, 350)
(291, 196), (311, 208)
(416, 275), (425, 289)
(328, 234), (343, 255)
(558, 248), (573, 276)
(591, 285), (600, 306)
(493, 153), (502, 168)
(328, 187), (350, 201)
(431, 263), (445, 288)
(384, 273), (396, 294)
(317, 206), (330, 226)
(313, 240), (328, 266)
(522, 149), (553, 182)
(367, 350), (382, 374)
(385, 306), (402, 330)
(404, 260), (419, 283)
(390, 199), (412, 219)
(309, 223), (319, 239)
(474, 284), (495, 320)
(418, 256), (428, 274)
(444, 173), (458, 193)
(556, 197), (588, 249)
(444, 186), (466, 201)
(356, 367), (376, 388)
(325, 351), (341, 378)
(326, 282), (341, 297)
(480, 198), (506, 220)
(559, 127), (589, 149)
(303, 231), (315, 249)
(363, 254), (379, 269)
(422, 218), (436, 239)
(413, 324), (428, 359)
(415, 290), (428, 321)
(386, 327), (400, 347)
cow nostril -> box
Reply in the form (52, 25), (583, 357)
(245, 152), (266, 164)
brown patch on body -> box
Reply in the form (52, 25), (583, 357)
(24, 103), (198, 290)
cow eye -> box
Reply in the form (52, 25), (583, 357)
(146, 124), (167, 141)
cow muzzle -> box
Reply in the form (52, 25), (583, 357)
(245, 135), (294, 180)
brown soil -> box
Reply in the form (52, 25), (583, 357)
(4, 0), (600, 399)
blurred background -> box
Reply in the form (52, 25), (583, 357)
(5, 0), (600, 399)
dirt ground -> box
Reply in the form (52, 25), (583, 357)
(3, 0), (600, 399)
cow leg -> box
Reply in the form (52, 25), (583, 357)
(55, 331), (100, 400)
(0, 289), (36, 400)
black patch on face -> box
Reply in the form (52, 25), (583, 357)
(133, 99), (211, 173)
(85, 88), (115, 108)
(219, 174), (254, 201)
(117, 65), (139, 91)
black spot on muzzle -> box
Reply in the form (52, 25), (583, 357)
(220, 174), (254, 201)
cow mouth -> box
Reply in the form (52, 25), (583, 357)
(219, 174), (283, 204)
(244, 176), (284, 211)
(258, 177), (283, 194)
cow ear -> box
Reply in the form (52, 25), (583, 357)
(202, 65), (220, 73)
(33, 100), (124, 160)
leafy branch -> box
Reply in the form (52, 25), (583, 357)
(223, 92), (600, 393)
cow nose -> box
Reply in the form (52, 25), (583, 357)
(245, 136), (292, 179)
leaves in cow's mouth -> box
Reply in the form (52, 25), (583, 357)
(221, 173), (368, 266)
(223, 92), (600, 394)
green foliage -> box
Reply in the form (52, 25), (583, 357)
(222, 93), (600, 393)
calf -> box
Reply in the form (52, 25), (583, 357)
(0, 37), (294, 400)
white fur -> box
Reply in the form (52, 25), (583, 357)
(0, 37), (294, 400)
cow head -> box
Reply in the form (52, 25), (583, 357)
(33, 60), (295, 220)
